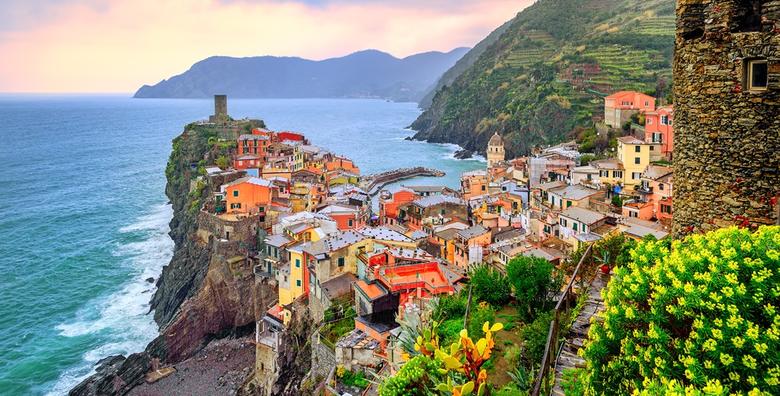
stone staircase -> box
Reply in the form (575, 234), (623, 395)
(550, 272), (608, 396)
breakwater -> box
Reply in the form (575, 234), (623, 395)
(360, 167), (445, 196)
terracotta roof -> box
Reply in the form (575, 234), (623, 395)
(560, 207), (607, 225)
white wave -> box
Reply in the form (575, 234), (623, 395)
(47, 203), (173, 396)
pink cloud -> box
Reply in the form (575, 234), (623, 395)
(0, 0), (531, 93)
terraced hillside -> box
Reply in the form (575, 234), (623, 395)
(412, 0), (675, 157)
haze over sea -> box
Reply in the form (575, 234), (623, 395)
(0, 95), (483, 395)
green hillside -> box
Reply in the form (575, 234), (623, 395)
(411, 0), (675, 157)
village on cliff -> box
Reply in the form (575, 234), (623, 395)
(181, 88), (680, 394)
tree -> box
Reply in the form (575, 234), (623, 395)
(470, 265), (512, 307)
(506, 256), (562, 319)
(582, 226), (780, 395)
(611, 194), (623, 208)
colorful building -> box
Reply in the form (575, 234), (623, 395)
(616, 136), (661, 189)
(224, 177), (276, 215)
(604, 91), (656, 128)
(644, 105), (674, 159)
(378, 188), (419, 226)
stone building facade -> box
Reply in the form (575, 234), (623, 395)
(673, 0), (780, 236)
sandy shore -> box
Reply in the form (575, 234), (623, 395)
(128, 336), (255, 396)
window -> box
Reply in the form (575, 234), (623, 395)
(629, 211), (638, 218)
(644, 101), (649, 107)
(440, 209), (446, 215)
(635, 146), (641, 153)
(233, 190), (239, 197)
(661, 204), (672, 214)
(583, 225), (588, 233)
(348, 219), (354, 227)
(613, 170), (623, 178)
(647, 118), (653, 125)
(661, 115), (669, 125)
(733, 1), (763, 32)
(573, 223), (578, 232)
(566, 200), (572, 208)
(560, 218), (567, 227)
(481, 185), (486, 191)
(659, 183), (665, 191)
(634, 157), (641, 165)
(296, 279), (301, 287)
(649, 146), (655, 151)
(338, 257), (345, 267)
(295, 259), (300, 268)
(747, 59), (768, 91)
(632, 172), (642, 180)
(600, 170), (609, 178)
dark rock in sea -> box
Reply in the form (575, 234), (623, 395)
(145, 277), (155, 283)
(453, 149), (473, 159)
(404, 136), (413, 141)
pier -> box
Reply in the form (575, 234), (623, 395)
(359, 167), (445, 196)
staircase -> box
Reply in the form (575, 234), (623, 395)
(550, 272), (608, 396)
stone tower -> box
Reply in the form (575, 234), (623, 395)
(209, 94), (228, 123)
(673, 0), (779, 236)
(486, 132), (505, 168)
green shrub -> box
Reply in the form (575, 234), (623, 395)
(215, 155), (230, 169)
(433, 293), (467, 321)
(507, 256), (562, 319)
(437, 318), (464, 346)
(470, 265), (512, 307)
(340, 369), (370, 389)
(467, 302), (496, 338)
(582, 226), (780, 395)
(520, 310), (554, 367)
(611, 194), (623, 207)
(561, 368), (586, 396)
(378, 355), (443, 396)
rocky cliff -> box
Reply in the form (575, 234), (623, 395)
(411, 0), (675, 157)
(71, 121), (277, 395)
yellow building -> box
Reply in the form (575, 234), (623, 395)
(616, 136), (661, 189)
(486, 132), (505, 169)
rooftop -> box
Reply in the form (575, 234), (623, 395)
(560, 206), (607, 225)
(617, 135), (650, 145)
(321, 272), (357, 300)
(359, 227), (412, 243)
(549, 185), (600, 201)
(412, 194), (465, 208)
(224, 176), (273, 188)
(642, 164), (673, 180)
(457, 224), (489, 240)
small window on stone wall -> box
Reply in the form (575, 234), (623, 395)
(732, 0), (764, 33)
(746, 59), (769, 91)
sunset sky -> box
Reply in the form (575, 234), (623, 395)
(0, 0), (530, 93)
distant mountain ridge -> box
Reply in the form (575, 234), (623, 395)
(134, 48), (470, 102)
(411, 0), (675, 157)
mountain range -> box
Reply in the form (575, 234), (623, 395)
(134, 48), (469, 102)
(411, 0), (675, 157)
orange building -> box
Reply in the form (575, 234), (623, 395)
(604, 91), (656, 128)
(644, 105), (674, 159)
(318, 204), (365, 230)
(234, 154), (261, 170)
(326, 156), (360, 175)
(238, 134), (271, 157)
(461, 170), (488, 200)
(224, 177), (276, 214)
(378, 188), (419, 226)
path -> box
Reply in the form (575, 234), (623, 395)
(551, 272), (609, 396)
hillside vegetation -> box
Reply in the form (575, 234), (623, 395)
(411, 0), (675, 157)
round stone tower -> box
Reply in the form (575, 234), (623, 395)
(486, 132), (505, 169)
(673, 0), (779, 236)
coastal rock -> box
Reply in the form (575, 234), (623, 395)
(453, 149), (473, 159)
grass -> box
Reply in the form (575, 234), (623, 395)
(487, 305), (525, 388)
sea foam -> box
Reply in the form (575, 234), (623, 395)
(47, 204), (173, 395)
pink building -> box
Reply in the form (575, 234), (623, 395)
(644, 106), (674, 159)
(604, 91), (656, 128)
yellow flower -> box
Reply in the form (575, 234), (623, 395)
(720, 353), (734, 366)
(755, 343), (768, 355)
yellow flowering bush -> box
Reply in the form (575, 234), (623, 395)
(582, 226), (780, 395)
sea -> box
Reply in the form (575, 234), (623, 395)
(0, 95), (484, 395)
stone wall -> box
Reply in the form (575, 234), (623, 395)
(673, 0), (780, 236)
(310, 331), (337, 382)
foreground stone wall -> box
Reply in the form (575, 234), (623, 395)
(673, 0), (780, 236)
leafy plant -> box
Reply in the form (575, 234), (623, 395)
(506, 256), (562, 319)
(560, 368), (586, 396)
(470, 266), (512, 307)
(582, 226), (780, 395)
(467, 302), (496, 339)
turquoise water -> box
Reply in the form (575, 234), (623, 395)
(0, 96), (483, 395)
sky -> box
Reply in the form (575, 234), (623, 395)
(0, 0), (531, 93)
